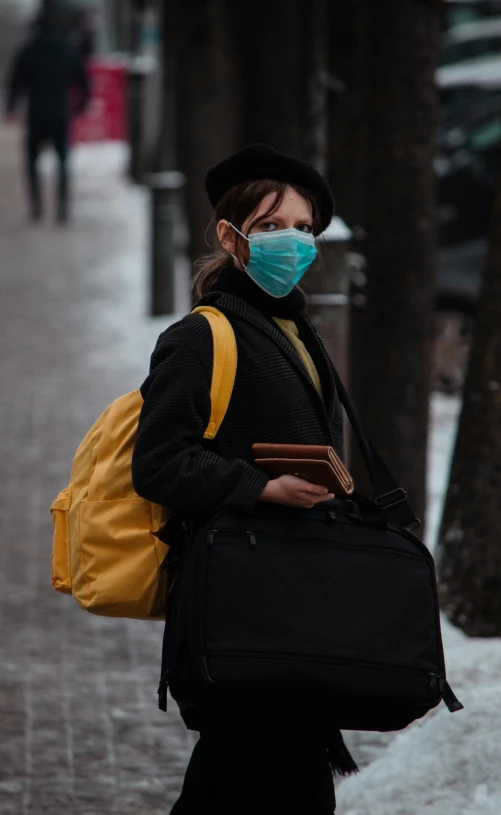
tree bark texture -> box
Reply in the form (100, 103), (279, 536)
(327, 0), (369, 228)
(229, 1), (302, 156)
(300, 0), (329, 174)
(348, 1), (439, 524)
(156, 0), (178, 171)
(437, 153), (501, 637)
(176, 0), (240, 264)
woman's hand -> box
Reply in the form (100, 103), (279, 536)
(259, 475), (334, 509)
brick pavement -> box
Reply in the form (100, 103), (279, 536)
(0, 126), (196, 815)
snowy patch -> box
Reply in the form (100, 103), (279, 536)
(426, 392), (461, 552)
(337, 627), (501, 814)
(39, 140), (129, 176)
(337, 679), (501, 815)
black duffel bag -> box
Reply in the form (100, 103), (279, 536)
(161, 369), (463, 733)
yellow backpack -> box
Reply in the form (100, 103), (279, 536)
(50, 306), (237, 621)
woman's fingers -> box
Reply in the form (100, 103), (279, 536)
(298, 483), (332, 498)
(295, 485), (335, 507)
(260, 475), (335, 508)
(286, 476), (328, 496)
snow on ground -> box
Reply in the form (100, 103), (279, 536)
(426, 392), (462, 553)
(40, 141), (192, 334)
(337, 615), (501, 815)
(339, 606), (501, 815)
(337, 680), (501, 815)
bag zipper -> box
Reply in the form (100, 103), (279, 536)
(209, 527), (426, 564)
(204, 646), (458, 710)
(209, 648), (433, 675)
(209, 647), (437, 680)
(208, 529), (257, 548)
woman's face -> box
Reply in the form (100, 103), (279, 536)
(217, 185), (313, 265)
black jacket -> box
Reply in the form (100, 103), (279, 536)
(132, 270), (359, 775)
(6, 33), (90, 121)
(132, 268), (344, 521)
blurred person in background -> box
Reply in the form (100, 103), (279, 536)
(5, 8), (90, 224)
(70, 8), (97, 65)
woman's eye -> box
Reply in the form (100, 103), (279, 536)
(297, 224), (313, 233)
(259, 222), (277, 232)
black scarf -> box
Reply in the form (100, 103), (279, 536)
(208, 265), (306, 319)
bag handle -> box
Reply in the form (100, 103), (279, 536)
(192, 306), (238, 440)
(330, 365), (420, 530)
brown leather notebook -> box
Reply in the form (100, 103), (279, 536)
(252, 443), (354, 497)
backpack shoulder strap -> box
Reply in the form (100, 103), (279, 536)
(191, 306), (238, 440)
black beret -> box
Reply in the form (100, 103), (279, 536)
(205, 144), (334, 234)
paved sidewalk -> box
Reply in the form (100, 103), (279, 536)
(0, 126), (195, 815)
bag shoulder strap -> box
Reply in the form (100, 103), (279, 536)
(329, 364), (420, 530)
(191, 306), (238, 440)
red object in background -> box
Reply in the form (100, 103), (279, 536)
(72, 57), (127, 143)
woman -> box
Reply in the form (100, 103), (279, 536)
(132, 144), (357, 814)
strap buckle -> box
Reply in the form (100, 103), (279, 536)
(375, 487), (408, 510)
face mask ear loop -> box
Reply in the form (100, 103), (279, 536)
(228, 222), (249, 241)
(230, 252), (249, 272)
(227, 223), (250, 271)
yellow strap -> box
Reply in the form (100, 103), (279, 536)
(191, 306), (238, 440)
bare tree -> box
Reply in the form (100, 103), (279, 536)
(347, 0), (441, 523)
(437, 153), (501, 637)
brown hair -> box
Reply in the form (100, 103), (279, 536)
(193, 179), (322, 298)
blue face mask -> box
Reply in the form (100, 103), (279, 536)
(230, 224), (318, 298)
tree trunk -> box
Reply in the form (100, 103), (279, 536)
(348, 0), (440, 523)
(300, 0), (329, 173)
(437, 153), (501, 637)
(176, 0), (239, 264)
(156, 0), (178, 172)
(327, 0), (369, 228)
(230, 1), (302, 156)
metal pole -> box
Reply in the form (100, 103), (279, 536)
(127, 55), (153, 182)
(148, 171), (186, 316)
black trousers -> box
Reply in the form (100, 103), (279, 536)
(170, 719), (336, 815)
(25, 117), (69, 220)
